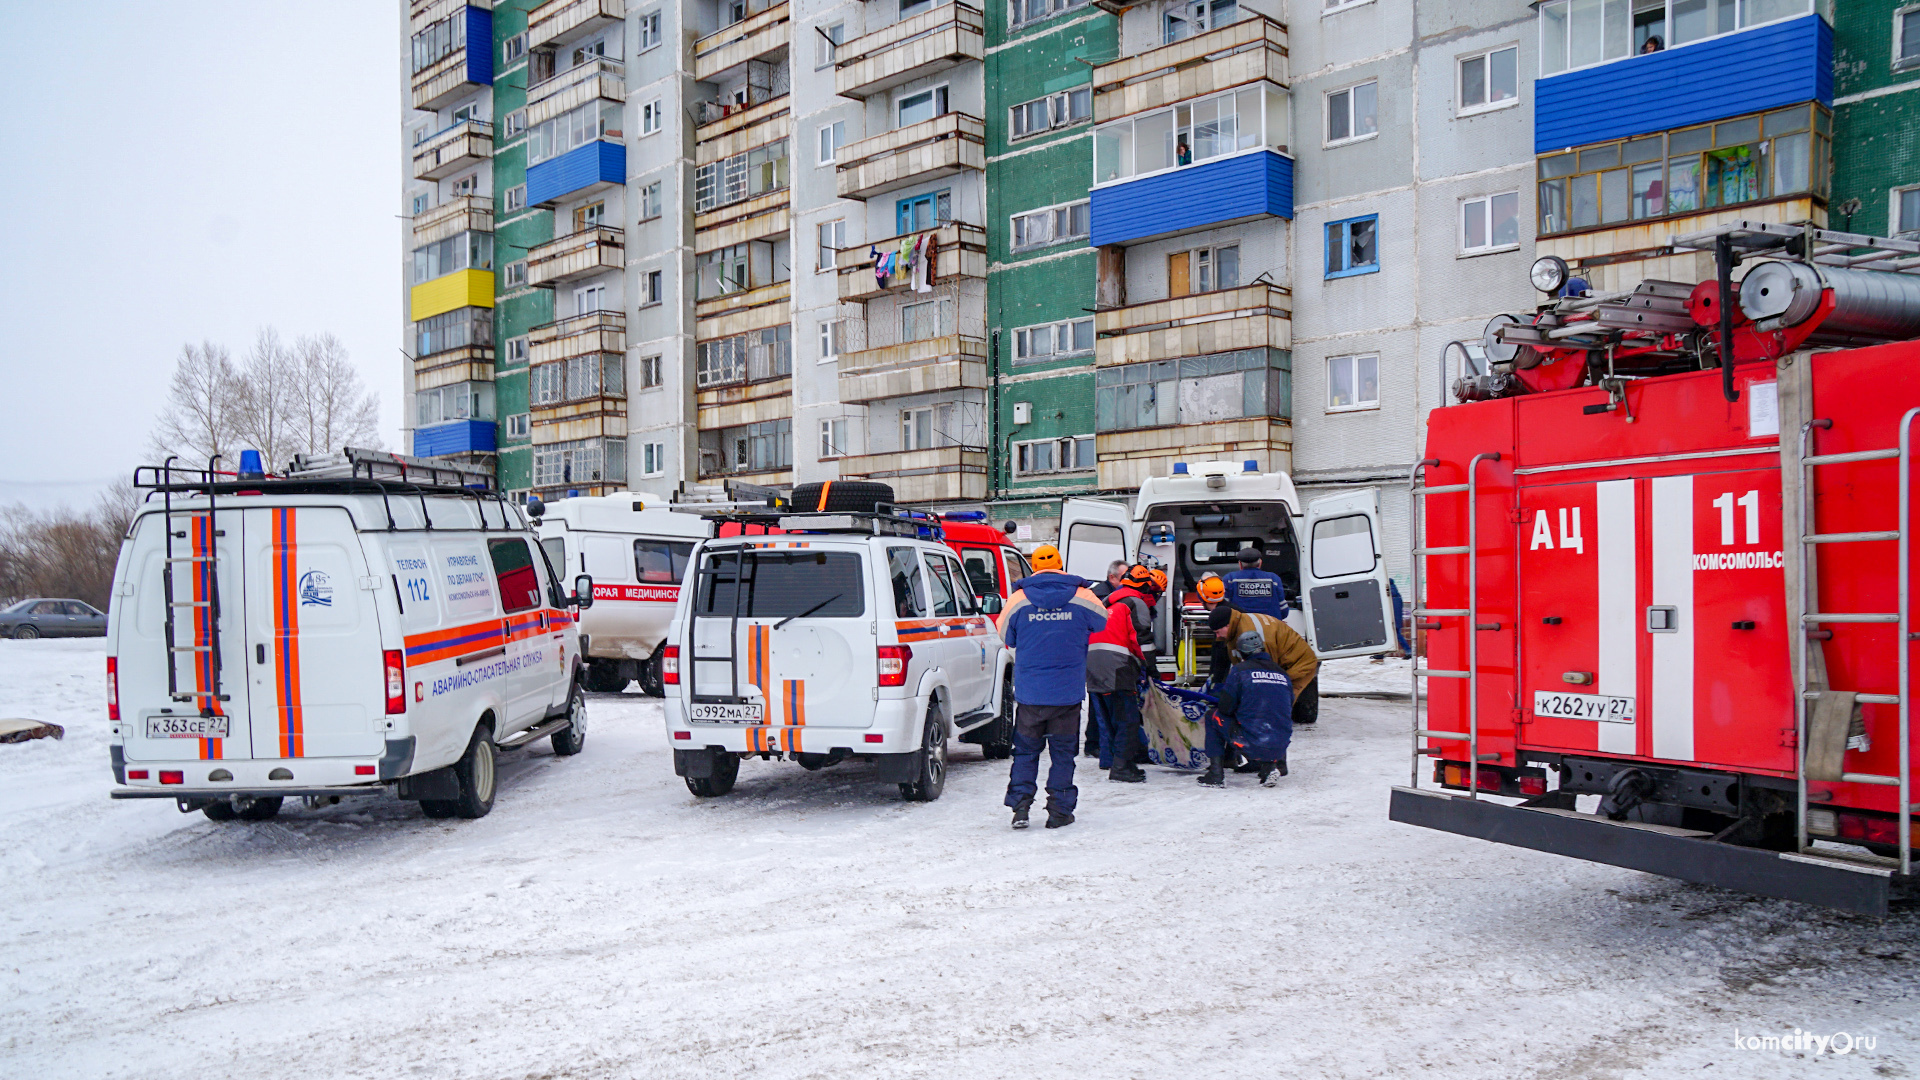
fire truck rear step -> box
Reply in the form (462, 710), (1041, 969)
(1389, 786), (1908, 916)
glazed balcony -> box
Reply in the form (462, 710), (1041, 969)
(1095, 283), (1292, 368)
(835, 334), (987, 402)
(835, 112), (984, 201)
(412, 195), (494, 244)
(836, 223), (987, 302)
(1090, 15), (1289, 122)
(410, 4), (494, 111)
(528, 309), (625, 364)
(694, 1), (791, 84)
(411, 0), (491, 31)
(834, 3), (983, 100)
(527, 225), (625, 288)
(527, 0), (623, 51)
(838, 446), (988, 503)
(412, 119), (493, 181)
(527, 55), (625, 126)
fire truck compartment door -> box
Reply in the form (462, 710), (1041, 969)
(1302, 490), (1395, 657)
(1059, 498), (1137, 583)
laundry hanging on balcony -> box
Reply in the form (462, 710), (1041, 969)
(866, 232), (940, 292)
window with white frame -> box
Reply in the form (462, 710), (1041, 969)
(503, 33), (527, 63)
(1010, 200), (1090, 250)
(818, 120), (846, 164)
(820, 418), (850, 458)
(901, 298), (953, 342)
(642, 441), (668, 476)
(897, 86), (950, 127)
(534, 437), (626, 487)
(1326, 353), (1379, 411)
(504, 109), (527, 137)
(1539, 0), (1812, 75)
(1168, 243), (1239, 296)
(1327, 80), (1378, 144)
(641, 100), (664, 135)
(1011, 0), (1090, 28)
(817, 22), (845, 67)
(1164, 0), (1238, 44)
(643, 269), (663, 305)
(1010, 88), (1091, 140)
(818, 318), (843, 359)
(1458, 46), (1518, 114)
(504, 335), (529, 366)
(638, 9), (663, 51)
(450, 173), (480, 197)
(1460, 192), (1521, 254)
(640, 354), (663, 388)
(1014, 318), (1094, 362)
(640, 181), (662, 221)
(530, 356), (626, 405)
(1896, 185), (1920, 237)
(504, 260), (528, 287)
(1324, 0), (1368, 10)
(817, 219), (845, 271)
(505, 413), (530, 439)
(1015, 436), (1095, 474)
(504, 184), (526, 212)
(1899, 6), (1920, 68)
(901, 403), (957, 451)
(1093, 83), (1289, 184)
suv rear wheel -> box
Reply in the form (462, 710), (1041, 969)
(638, 645), (665, 697)
(979, 676), (1015, 760)
(685, 751), (739, 797)
(900, 708), (948, 802)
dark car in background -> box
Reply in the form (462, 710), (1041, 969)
(1, 599), (108, 639)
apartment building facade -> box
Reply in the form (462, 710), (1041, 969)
(1831, 0), (1920, 238)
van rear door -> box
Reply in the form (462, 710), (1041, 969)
(121, 507), (253, 762)
(1301, 490), (1398, 658)
(1059, 498), (1137, 582)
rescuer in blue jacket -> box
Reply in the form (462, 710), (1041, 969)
(996, 544), (1109, 830)
(1199, 629), (1294, 788)
(1221, 547), (1288, 619)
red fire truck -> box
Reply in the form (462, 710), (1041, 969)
(1390, 221), (1920, 915)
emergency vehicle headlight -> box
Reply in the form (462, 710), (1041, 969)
(1530, 255), (1569, 295)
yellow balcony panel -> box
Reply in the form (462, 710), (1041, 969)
(694, 203), (790, 254)
(1538, 197), (1823, 294)
(527, 56), (626, 127)
(527, 0), (623, 50)
(836, 222), (987, 302)
(694, 1), (792, 84)
(1094, 283), (1292, 367)
(529, 310), (626, 363)
(1096, 419), (1291, 491)
(695, 104), (793, 165)
(695, 281), (790, 334)
(837, 340), (986, 403)
(412, 120), (494, 181)
(835, 113), (984, 201)
(412, 195), (495, 244)
(527, 225), (625, 288)
(1091, 15), (1289, 123)
(411, 269), (496, 321)
(838, 447), (988, 504)
(835, 3), (984, 100)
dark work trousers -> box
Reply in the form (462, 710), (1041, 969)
(1084, 693), (1107, 754)
(1205, 714), (1289, 766)
(1095, 688), (1145, 770)
(1006, 702), (1082, 813)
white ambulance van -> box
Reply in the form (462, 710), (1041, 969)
(661, 509), (1014, 801)
(106, 450), (594, 822)
(529, 493), (710, 695)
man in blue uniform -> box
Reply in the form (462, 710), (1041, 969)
(997, 544), (1110, 829)
(1220, 547), (1288, 620)
(1199, 629), (1295, 788)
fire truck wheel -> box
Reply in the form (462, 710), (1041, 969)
(551, 683), (588, 757)
(685, 752), (739, 796)
(900, 709), (948, 802)
(638, 647), (665, 697)
(448, 724), (497, 819)
(235, 796), (282, 822)
(1293, 679), (1319, 726)
(584, 660), (629, 694)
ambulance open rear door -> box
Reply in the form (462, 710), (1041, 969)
(1058, 498), (1138, 583)
(1302, 489), (1398, 658)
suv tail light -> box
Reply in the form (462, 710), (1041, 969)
(877, 645), (912, 687)
(384, 650), (406, 715)
(662, 645), (680, 685)
(107, 656), (120, 722)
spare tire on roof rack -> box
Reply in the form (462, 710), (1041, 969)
(790, 481), (895, 513)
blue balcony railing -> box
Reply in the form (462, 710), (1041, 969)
(1089, 150), (1293, 248)
(526, 140), (626, 208)
(414, 419), (497, 457)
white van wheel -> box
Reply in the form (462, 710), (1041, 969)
(428, 725), (496, 819)
(552, 683), (588, 756)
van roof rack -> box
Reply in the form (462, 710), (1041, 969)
(286, 447), (497, 489)
(133, 449), (519, 534)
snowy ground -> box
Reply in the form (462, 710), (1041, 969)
(2, 638), (1917, 1079)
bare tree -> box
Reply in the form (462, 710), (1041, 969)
(0, 483), (139, 610)
(236, 327), (304, 472)
(292, 332), (384, 454)
(147, 342), (244, 470)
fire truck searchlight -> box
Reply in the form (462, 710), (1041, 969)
(1393, 220), (1920, 916)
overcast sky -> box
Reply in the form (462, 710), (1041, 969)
(0, 1), (402, 512)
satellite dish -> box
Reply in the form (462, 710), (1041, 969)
(1482, 313), (1521, 364)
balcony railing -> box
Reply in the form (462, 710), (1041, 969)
(412, 195), (494, 243)
(836, 222), (987, 302)
(1091, 15), (1289, 123)
(839, 447), (989, 503)
(835, 112), (984, 201)
(1095, 283), (1292, 367)
(527, 225), (625, 288)
(529, 309), (625, 364)
(696, 89), (785, 133)
(527, 0), (623, 51)
(694, 1), (791, 83)
(412, 119), (494, 181)
(1096, 419), (1288, 491)
(835, 3), (983, 100)
(411, 0), (491, 29)
(836, 334), (987, 402)
(527, 55), (625, 124)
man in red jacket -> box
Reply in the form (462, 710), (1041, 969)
(1087, 565), (1161, 782)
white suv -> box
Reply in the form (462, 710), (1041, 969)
(662, 513), (1014, 801)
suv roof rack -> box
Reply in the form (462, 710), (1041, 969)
(772, 508), (945, 539)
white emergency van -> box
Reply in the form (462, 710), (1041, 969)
(106, 449), (594, 822)
(661, 509), (1014, 801)
(530, 493), (710, 695)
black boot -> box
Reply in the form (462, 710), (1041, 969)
(1198, 759), (1225, 787)
(1109, 759), (1145, 783)
(1011, 798), (1032, 829)
(1256, 761), (1277, 787)
(1045, 807), (1075, 829)
(1276, 756), (1288, 776)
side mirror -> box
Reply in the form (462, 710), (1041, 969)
(979, 593), (1003, 615)
(572, 574), (595, 609)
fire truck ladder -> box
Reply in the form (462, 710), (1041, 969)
(158, 456), (229, 713)
(1408, 452), (1503, 796)
(1794, 409), (1920, 876)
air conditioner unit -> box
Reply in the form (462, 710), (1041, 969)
(1012, 401), (1032, 424)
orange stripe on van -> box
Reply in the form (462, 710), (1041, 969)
(783, 679), (807, 728)
(191, 517), (224, 760)
(272, 508), (305, 758)
(749, 625), (772, 703)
